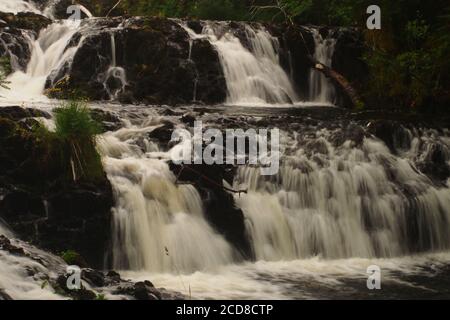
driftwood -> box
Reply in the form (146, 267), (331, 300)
(309, 56), (364, 109)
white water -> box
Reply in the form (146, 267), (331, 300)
(0, 0), (40, 14)
(97, 118), (235, 273)
(183, 22), (299, 106)
(0, 20), (82, 102)
(0, 1), (95, 104)
(234, 134), (450, 261)
(124, 252), (450, 299)
(99, 33), (128, 100)
(309, 29), (336, 104)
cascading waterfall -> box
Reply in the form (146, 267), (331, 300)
(1, 20), (82, 101)
(97, 118), (235, 273)
(0, 1), (93, 102)
(233, 128), (450, 261)
(183, 22), (298, 106)
(308, 28), (337, 104)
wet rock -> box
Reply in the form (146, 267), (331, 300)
(115, 281), (161, 300)
(55, 274), (97, 300)
(170, 162), (252, 259)
(181, 112), (196, 126)
(147, 121), (175, 147)
(0, 12), (51, 33)
(47, 17), (226, 105)
(89, 108), (123, 132)
(0, 289), (13, 300)
(417, 143), (450, 183)
(82, 269), (105, 287)
(368, 120), (399, 153)
(0, 235), (26, 256)
(0, 117), (114, 269)
(0, 106), (51, 121)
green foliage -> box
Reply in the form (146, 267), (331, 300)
(33, 101), (104, 183)
(191, 0), (248, 20)
(61, 250), (82, 265)
(95, 293), (107, 300)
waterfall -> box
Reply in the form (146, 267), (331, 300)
(308, 28), (336, 104)
(96, 106), (450, 276)
(233, 128), (450, 260)
(99, 33), (128, 100)
(97, 120), (235, 273)
(183, 22), (298, 106)
(0, 1), (94, 103)
(0, 20), (82, 102)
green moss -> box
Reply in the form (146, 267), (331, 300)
(60, 250), (82, 265)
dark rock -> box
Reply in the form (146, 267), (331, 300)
(0, 117), (114, 269)
(0, 12), (51, 33)
(147, 121), (175, 147)
(47, 17), (226, 105)
(0, 235), (26, 256)
(115, 280), (161, 300)
(181, 112), (196, 126)
(0, 106), (51, 121)
(186, 20), (203, 34)
(89, 109), (123, 132)
(0, 289), (13, 300)
(55, 274), (97, 300)
(0, 29), (32, 71)
(82, 269), (105, 287)
(170, 162), (252, 259)
(417, 143), (450, 183)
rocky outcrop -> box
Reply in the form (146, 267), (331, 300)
(0, 235), (183, 300)
(49, 17), (227, 105)
(0, 12), (51, 32)
(0, 108), (114, 268)
(0, 11), (51, 72)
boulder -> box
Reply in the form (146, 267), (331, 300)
(0, 12), (51, 33)
(47, 17), (227, 105)
(0, 115), (114, 268)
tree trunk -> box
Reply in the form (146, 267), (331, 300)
(309, 56), (364, 109)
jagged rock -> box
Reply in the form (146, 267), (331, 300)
(47, 17), (226, 105)
(170, 162), (252, 259)
(417, 143), (450, 183)
(0, 117), (114, 268)
(82, 269), (105, 287)
(0, 29), (33, 71)
(115, 281), (161, 300)
(89, 108), (123, 132)
(147, 121), (175, 147)
(0, 12), (51, 33)
(0, 289), (13, 300)
(0, 106), (51, 120)
(0, 235), (26, 255)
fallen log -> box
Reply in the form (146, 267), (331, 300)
(309, 56), (364, 109)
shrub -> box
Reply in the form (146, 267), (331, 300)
(61, 250), (82, 265)
(33, 101), (104, 183)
